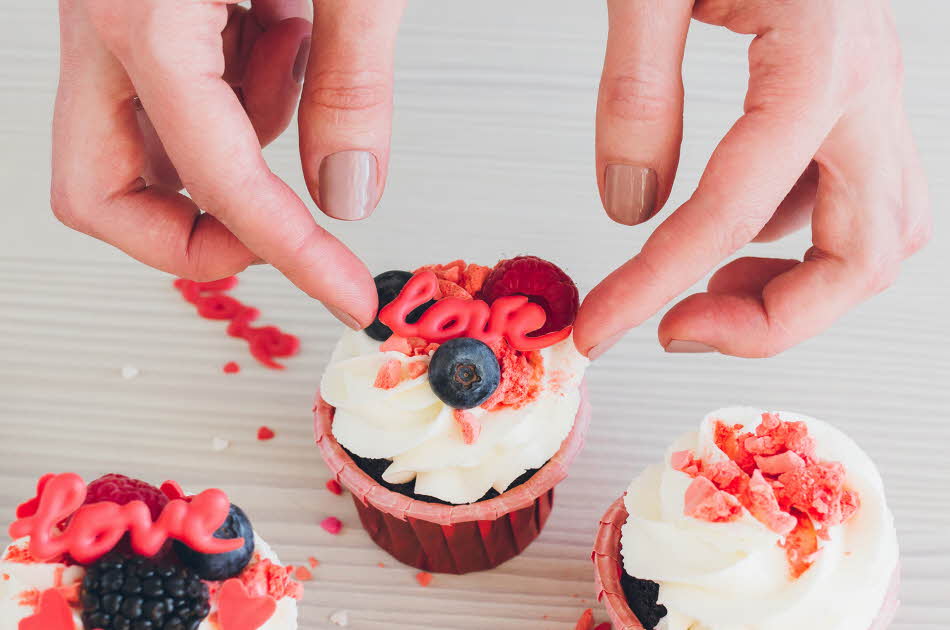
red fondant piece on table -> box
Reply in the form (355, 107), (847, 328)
(9, 473), (241, 564)
(378, 271), (572, 351)
(174, 277), (300, 370)
(320, 517), (342, 535)
(216, 578), (277, 630)
(415, 571), (433, 587)
(257, 426), (276, 441)
(17, 588), (73, 630)
(223, 361), (241, 374)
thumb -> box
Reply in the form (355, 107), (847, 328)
(596, 0), (692, 226)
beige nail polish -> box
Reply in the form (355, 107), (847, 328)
(604, 164), (658, 226)
(293, 37), (311, 84)
(326, 305), (362, 331)
(318, 151), (378, 221)
(665, 340), (717, 354)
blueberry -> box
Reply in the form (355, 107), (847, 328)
(365, 270), (436, 341)
(175, 504), (254, 581)
(428, 338), (501, 409)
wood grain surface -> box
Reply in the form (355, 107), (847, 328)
(1, 2), (947, 628)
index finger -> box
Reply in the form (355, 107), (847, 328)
(117, 2), (375, 326)
(575, 34), (838, 356)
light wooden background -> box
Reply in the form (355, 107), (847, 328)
(1, 3), (947, 629)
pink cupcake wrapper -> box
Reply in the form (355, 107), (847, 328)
(314, 382), (591, 573)
(593, 496), (901, 630)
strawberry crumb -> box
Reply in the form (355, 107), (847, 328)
(223, 361), (240, 374)
(678, 412), (860, 578)
(233, 558), (303, 600)
(320, 517), (343, 535)
(406, 362), (428, 379)
(294, 566), (313, 581)
(325, 479), (343, 496)
(377, 562), (385, 568)
(453, 410), (481, 445)
(374, 360), (404, 390)
(575, 608), (595, 630)
(415, 572), (433, 587)
(308, 557), (319, 568)
(480, 341), (544, 411)
(257, 426), (275, 441)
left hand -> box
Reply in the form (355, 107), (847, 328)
(574, 0), (932, 359)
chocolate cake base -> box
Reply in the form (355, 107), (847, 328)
(620, 571), (667, 630)
(343, 447), (541, 505)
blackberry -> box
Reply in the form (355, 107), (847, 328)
(80, 553), (210, 630)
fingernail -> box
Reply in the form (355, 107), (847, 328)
(588, 330), (628, 360)
(318, 151), (378, 221)
(664, 340), (717, 354)
(604, 164), (658, 226)
(293, 37), (311, 84)
(326, 305), (362, 331)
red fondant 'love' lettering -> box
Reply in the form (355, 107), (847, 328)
(378, 271), (571, 351)
(8, 473), (241, 564)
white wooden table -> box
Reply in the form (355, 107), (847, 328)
(1, 3), (947, 628)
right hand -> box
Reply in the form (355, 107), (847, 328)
(52, 0), (406, 328)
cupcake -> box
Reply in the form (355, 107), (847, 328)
(593, 407), (900, 630)
(315, 257), (590, 573)
(1, 473), (302, 630)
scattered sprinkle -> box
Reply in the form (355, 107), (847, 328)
(211, 437), (230, 451)
(1, 574), (8, 581)
(377, 562), (385, 568)
(294, 566), (313, 581)
(308, 557), (319, 568)
(120, 365), (140, 380)
(320, 517), (343, 535)
(329, 610), (350, 627)
(415, 571), (433, 587)
(575, 608), (594, 630)
(325, 479), (343, 496)
(223, 361), (241, 374)
(257, 426), (275, 441)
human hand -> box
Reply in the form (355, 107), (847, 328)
(575, 0), (931, 359)
(52, 0), (405, 328)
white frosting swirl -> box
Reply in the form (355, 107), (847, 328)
(321, 329), (588, 504)
(620, 407), (898, 630)
(0, 534), (297, 630)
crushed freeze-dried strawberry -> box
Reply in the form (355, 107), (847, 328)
(453, 410), (481, 445)
(374, 360), (404, 389)
(325, 479), (343, 496)
(320, 517), (343, 535)
(308, 557), (319, 568)
(684, 476), (743, 522)
(745, 470), (796, 536)
(776, 460), (855, 528)
(782, 511), (820, 579)
(407, 362), (428, 379)
(294, 566), (313, 581)
(480, 341), (544, 411)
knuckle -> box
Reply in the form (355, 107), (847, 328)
(600, 73), (680, 124)
(720, 213), (763, 254)
(903, 217), (933, 256)
(50, 185), (88, 233)
(856, 254), (900, 294)
(303, 70), (390, 114)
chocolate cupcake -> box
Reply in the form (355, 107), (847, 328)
(315, 257), (590, 574)
(593, 407), (900, 630)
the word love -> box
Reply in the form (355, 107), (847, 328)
(379, 271), (571, 351)
(9, 473), (241, 564)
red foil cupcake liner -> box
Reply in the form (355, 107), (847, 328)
(593, 496), (902, 630)
(314, 384), (591, 574)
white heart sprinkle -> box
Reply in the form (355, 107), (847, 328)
(329, 610), (350, 626)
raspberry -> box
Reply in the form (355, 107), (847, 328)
(480, 256), (579, 336)
(83, 474), (168, 521)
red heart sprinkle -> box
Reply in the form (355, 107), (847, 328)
(215, 579), (277, 630)
(18, 588), (73, 630)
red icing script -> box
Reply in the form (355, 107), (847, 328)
(9, 473), (242, 564)
(379, 271), (571, 351)
(174, 277), (300, 369)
